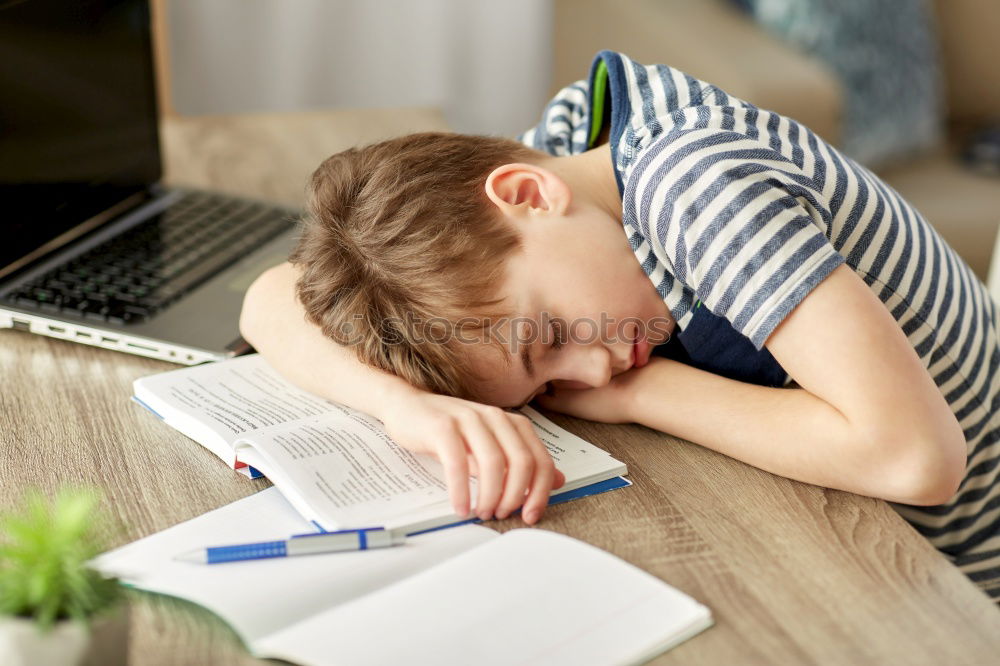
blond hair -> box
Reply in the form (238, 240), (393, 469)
(290, 131), (543, 400)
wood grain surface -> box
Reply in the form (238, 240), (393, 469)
(3, 111), (999, 665)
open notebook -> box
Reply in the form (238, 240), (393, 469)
(93, 488), (713, 665)
(132, 354), (630, 534)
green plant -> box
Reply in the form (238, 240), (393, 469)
(0, 488), (121, 630)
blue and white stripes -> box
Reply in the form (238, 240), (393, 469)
(623, 127), (846, 349)
(519, 50), (1000, 600)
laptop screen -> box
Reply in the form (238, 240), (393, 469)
(0, 0), (161, 276)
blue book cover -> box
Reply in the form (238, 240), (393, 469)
(405, 476), (632, 537)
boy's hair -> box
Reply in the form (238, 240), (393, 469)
(290, 131), (543, 401)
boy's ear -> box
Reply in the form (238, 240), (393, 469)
(484, 163), (570, 218)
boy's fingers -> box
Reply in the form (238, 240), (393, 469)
(486, 412), (536, 521)
(435, 429), (471, 518)
(511, 416), (557, 524)
(553, 468), (567, 489)
(466, 442), (555, 488)
(459, 413), (505, 520)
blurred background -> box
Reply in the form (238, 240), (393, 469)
(161, 0), (552, 137)
(155, 0), (1000, 280)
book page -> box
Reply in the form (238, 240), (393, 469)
(133, 354), (354, 461)
(91, 488), (498, 647)
(235, 406), (626, 532)
(255, 528), (713, 666)
(518, 405), (621, 476)
(235, 412), (462, 530)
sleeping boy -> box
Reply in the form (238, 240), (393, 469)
(239, 51), (1000, 602)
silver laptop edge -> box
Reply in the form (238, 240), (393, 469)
(0, 187), (300, 365)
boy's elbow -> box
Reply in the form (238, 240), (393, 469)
(884, 429), (966, 507)
(899, 465), (963, 506)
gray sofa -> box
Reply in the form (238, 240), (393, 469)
(554, 0), (1000, 281)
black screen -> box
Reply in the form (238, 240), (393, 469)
(0, 0), (161, 274)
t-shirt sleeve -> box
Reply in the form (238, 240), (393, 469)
(629, 129), (846, 350)
(516, 79), (591, 155)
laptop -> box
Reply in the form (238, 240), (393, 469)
(0, 0), (300, 365)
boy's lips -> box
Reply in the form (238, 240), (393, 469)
(633, 336), (651, 368)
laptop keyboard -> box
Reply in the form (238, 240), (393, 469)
(4, 191), (295, 325)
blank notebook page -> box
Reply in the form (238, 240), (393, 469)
(256, 527), (712, 666)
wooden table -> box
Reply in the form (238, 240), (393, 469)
(3, 111), (1000, 665)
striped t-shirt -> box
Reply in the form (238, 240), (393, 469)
(518, 50), (1000, 601)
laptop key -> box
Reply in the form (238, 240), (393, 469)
(125, 303), (150, 314)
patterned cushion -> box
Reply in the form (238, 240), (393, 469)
(731, 0), (944, 168)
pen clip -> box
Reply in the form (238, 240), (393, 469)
(291, 526), (387, 540)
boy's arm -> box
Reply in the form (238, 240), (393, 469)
(537, 264), (966, 506)
(239, 262), (565, 523)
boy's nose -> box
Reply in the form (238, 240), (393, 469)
(564, 344), (614, 388)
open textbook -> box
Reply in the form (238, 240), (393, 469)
(133, 354), (630, 534)
(93, 488), (713, 666)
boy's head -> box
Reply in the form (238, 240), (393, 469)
(291, 132), (672, 407)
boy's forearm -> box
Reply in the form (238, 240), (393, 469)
(627, 357), (947, 505)
(239, 263), (418, 419)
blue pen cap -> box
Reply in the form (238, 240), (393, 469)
(291, 526), (386, 540)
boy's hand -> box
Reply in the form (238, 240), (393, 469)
(534, 359), (659, 424)
(379, 388), (566, 525)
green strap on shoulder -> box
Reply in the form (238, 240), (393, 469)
(588, 57), (697, 315)
(588, 59), (609, 149)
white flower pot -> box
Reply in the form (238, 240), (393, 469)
(0, 607), (128, 666)
(0, 616), (88, 666)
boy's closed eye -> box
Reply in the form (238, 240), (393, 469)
(515, 319), (565, 408)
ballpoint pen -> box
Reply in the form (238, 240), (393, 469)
(174, 527), (406, 564)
